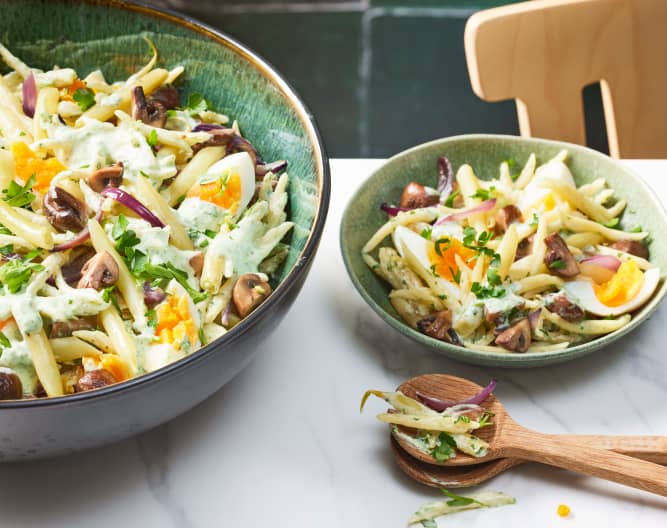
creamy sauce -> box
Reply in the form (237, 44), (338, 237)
(35, 68), (77, 88)
(35, 117), (177, 184)
(0, 340), (38, 394)
(178, 197), (226, 235)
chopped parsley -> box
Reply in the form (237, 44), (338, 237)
(185, 92), (211, 116)
(630, 225), (643, 233)
(73, 87), (96, 111)
(146, 309), (158, 329)
(0, 250), (44, 293)
(449, 266), (461, 285)
(462, 226), (497, 258)
(469, 187), (495, 201)
(444, 190), (460, 208)
(529, 212), (539, 227)
(440, 488), (483, 508)
(0, 331), (10, 349)
(602, 217), (620, 229)
(0, 244), (13, 255)
(420, 227), (432, 240)
(2, 174), (36, 208)
(419, 520), (437, 528)
(471, 281), (505, 299)
(431, 432), (457, 461)
(0, 225), (12, 235)
(434, 238), (451, 257)
(549, 258), (566, 270)
(147, 129), (158, 148)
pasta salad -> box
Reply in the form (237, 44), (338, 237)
(0, 41), (293, 399)
(363, 151), (660, 353)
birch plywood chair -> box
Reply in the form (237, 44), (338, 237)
(464, 0), (667, 158)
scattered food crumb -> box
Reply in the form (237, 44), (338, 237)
(557, 504), (571, 517)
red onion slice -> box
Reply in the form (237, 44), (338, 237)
(22, 72), (37, 118)
(380, 202), (412, 216)
(437, 155), (453, 197)
(53, 209), (104, 252)
(579, 254), (621, 272)
(416, 379), (497, 412)
(435, 199), (497, 225)
(101, 187), (164, 228)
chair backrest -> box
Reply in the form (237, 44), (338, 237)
(464, 0), (667, 158)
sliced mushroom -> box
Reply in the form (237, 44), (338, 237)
(50, 317), (97, 338)
(131, 86), (167, 128)
(191, 127), (236, 154)
(0, 367), (23, 400)
(87, 161), (124, 192)
(399, 182), (440, 209)
(494, 318), (531, 352)
(61, 246), (96, 286)
(515, 234), (534, 261)
(608, 240), (649, 260)
(43, 186), (88, 232)
(189, 252), (204, 278)
(149, 84), (180, 110)
(77, 251), (119, 290)
(494, 205), (523, 234)
(545, 294), (585, 322)
(75, 369), (117, 392)
(416, 310), (462, 345)
(229, 135), (264, 166)
(544, 233), (579, 277)
(232, 273), (272, 319)
(143, 282), (166, 308)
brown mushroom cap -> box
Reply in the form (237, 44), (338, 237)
(131, 86), (167, 128)
(150, 85), (180, 110)
(77, 251), (119, 290)
(189, 252), (204, 278)
(416, 310), (462, 345)
(544, 233), (579, 277)
(87, 162), (124, 193)
(608, 240), (649, 260)
(399, 182), (440, 209)
(0, 368), (23, 400)
(495, 318), (532, 353)
(75, 369), (117, 392)
(43, 186), (88, 232)
(232, 273), (272, 319)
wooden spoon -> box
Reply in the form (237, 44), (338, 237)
(391, 374), (667, 496)
(391, 436), (667, 489)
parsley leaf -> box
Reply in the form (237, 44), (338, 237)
(529, 212), (539, 227)
(449, 266), (461, 285)
(630, 225), (643, 233)
(198, 326), (206, 345)
(431, 432), (457, 461)
(0, 244), (14, 255)
(603, 217), (620, 229)
(146, 309), (158, 329)
(0, 331), (10, 349)
(434, 238), (451, 257)
(444, 190), (460, 208)
(420, 520), (437, 528)
(0, 251), (44, 293)
(440, 488), (482, 508)
(2, 174), (36, 208)
(548, 258), (566, 270)
(0, 225), (12, 235)
(185, 93), (210, 116)
(471, 281), (505, 299)
(420, 227), (432, 240)
(470, 186), (495, 201)
(73, 87), (96, 111)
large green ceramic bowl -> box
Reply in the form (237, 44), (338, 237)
(341, 134), (667, 367)
(0, 0), (329, 460)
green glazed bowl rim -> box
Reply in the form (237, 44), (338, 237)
(340, 134), (667, 367)
(1, 0), (331, 407)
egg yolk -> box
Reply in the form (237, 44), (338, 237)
(594, 260), (644, 307)
(187, 171), (242, 212)
(11, 142), (66, 194)
(82, 353), (130, 382)
(155, 294), (198, 350)
(427, 238), (477, 282)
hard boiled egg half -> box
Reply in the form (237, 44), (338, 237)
(517, 160), (575, 214)
(178, 151), (256, 233)
(392, 225), (475, 282)
(143, 280), (201, 372)
(563, 260), (660, 316)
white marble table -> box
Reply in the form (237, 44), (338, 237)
(1, 159), (666, 527)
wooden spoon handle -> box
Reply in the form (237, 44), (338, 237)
(504, 427), (667, 496)
(564, 435), (667, 464)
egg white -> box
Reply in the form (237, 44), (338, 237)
(143, 280), (201, 373)
(392, 225), (432, 272)
(563, 267), (661, 316)
(518, 161), (575, 213)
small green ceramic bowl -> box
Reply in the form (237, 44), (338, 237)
(340, 134), (667, 367)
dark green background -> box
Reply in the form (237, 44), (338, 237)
(154, 0), (608, 158)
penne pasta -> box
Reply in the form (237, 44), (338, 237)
(165, 146), (225, 206)
(25, 330), (64, 397)
(50, 337), (103, 361)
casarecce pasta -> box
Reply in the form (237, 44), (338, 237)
(363, 151), (660, 353)
(0, 40), (293, 399)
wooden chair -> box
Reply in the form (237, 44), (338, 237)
(464, 0), (667, 158)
